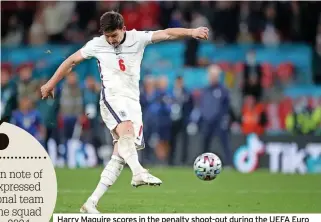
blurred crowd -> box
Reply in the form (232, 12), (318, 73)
(1, 1), (321, 166)
(2, 61), (321, 166)
(2, 1), (321, 82)
(1, 1), (321, 46)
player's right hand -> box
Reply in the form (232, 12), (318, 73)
(191, 27), (209, 40)
(40, 84), (55, 99)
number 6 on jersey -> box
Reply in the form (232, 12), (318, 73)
(118, 59), (126, 71)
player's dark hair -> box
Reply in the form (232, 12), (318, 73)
(100, 11), (124, 33)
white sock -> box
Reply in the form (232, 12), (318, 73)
(88, 155), (125, 204)
(89, 183), (108, 203)
(118, 134), (145, 175)
(126, 153), (145, 175)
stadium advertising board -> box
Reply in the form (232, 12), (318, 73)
(46, 133), (321, 174)
(233, 134), (321, 174)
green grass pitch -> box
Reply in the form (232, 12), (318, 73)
(54, 167), (321, 213)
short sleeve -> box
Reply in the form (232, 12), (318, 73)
(80, 39), (96, 59)
(136, 30), (154, 46)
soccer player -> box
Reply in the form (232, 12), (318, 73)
(40, 11), (209, 213)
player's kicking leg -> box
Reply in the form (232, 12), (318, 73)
(80, 142), (125, 214)
(115, 121), (162, 187)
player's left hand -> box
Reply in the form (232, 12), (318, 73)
(191, 27), (209, 40)
(40, 84), (55, 99)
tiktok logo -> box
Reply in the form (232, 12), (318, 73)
(233, 134), (265, 173)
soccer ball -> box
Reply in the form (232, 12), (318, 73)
(193, 152), (222, 181)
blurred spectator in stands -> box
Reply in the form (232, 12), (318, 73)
(65, 12), (85, 43)
(28, 6), (47, 45)
(153, 75), (172, 162)
(198, 1), (215, 29)
(313, 22), (321, 84)
(15, 1), (37, 41)
(184, 10), (209, 67)
(290, 1), (302, 41)
(191, 11), (212, 39)
(11, 96), (45, 144)
(85, 19), (99, 40)
(60, 72), (83, 161)
(242, 50), (263, 101)
(1, 64), (17, 120)
(184, 11), (211, 67)
(140, 75), (157, 163)
(43, 1), (75, 44)
(37, 78), (60, 152)
(313, 105), (321, 135)
(241, 95), (268, 136)
(261, 4), (280, 46)
(17, 63), (40, 105)
(200, 65), (232, 166)
(2, 15), (23, 46)
(238, 23), (255, 44)
(187, 90), (202, 134)
(138, 1), (160, 30)
(122, 2), (141, 30)
(158, 1), (177, 29)
(184, 37), (199, 67)
(82, 75), (102, 164)
(237, 2), (254, 44)
(169, 76), (193, 166)
(213, 2), (238, 44)
(74, 1), (97, 30)
(60, 72), (83, 140)
(97, 1), (119, 17)
(286, 97), (321, 135)
(168, 10), (184, 28)
(184, 10), (212, 67)
(140, 75), (157, 118)
(316, 22), (321, 57)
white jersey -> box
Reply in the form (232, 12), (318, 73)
(80, 29), (154, 101)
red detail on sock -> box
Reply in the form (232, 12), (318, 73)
(138, 125), (143, 137)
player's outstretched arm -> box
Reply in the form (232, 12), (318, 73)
(151, 27), (209, 43)
(40, 50), (85, 99)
